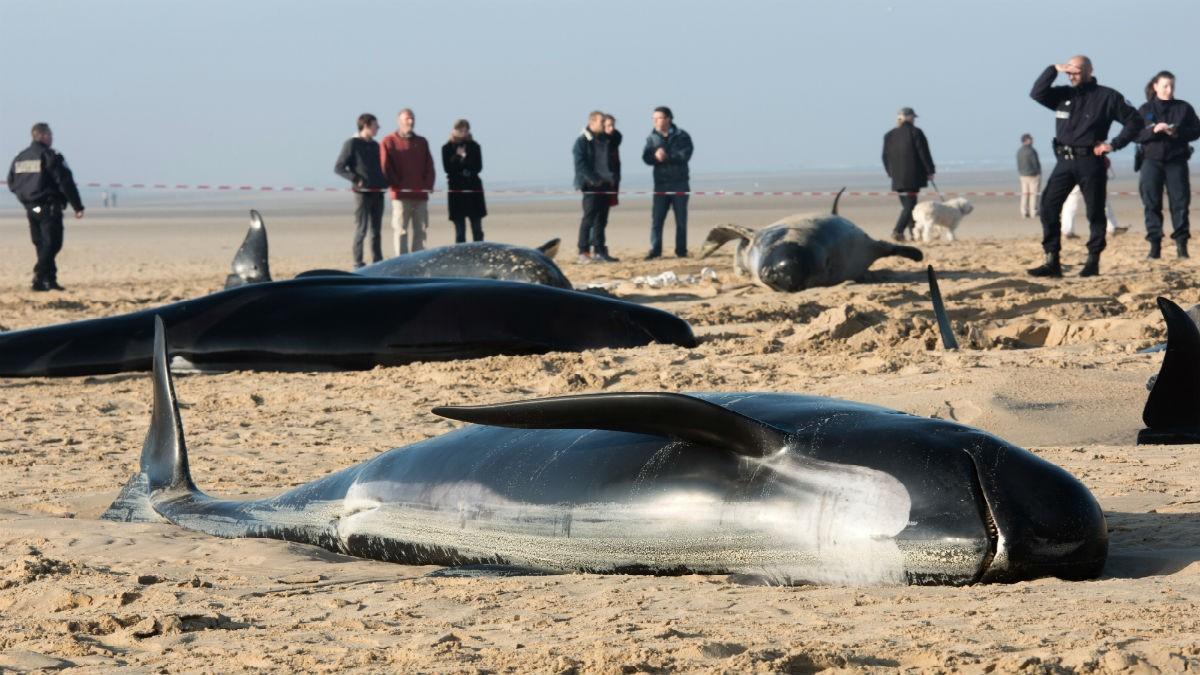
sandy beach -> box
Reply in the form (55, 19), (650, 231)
(1, 184), (1198, 673)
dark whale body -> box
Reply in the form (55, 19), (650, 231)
(0, 277), (695, 377)
(699, 191), (924, 292)
(223, 210), (570, 289)
(102, 319), (1107, 586)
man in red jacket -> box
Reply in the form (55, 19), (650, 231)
(381, 108), (436, 255)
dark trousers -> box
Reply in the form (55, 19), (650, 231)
(26, 204), (64, 283)
(893, 192), (918, 237)
(578, 193), (611, 254)
(352, 192), (385, 267)
(650, 194), (689, 256)
(453, 216), (485, 243)
(1140, 158), (1191, 243)
(1039, 154), (1108, 255)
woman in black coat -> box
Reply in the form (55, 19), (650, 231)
(442, 119), (487, 243)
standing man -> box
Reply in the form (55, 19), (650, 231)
(882, 107), (936, 241)
(334, 113), (389, 268)
(642, 106), (694, 259)
(1027, 55), (1143, 278)
(573, 111), (617, 263)
(7, 123), (84, 291)
(381, 108), (435, 256)
(1017, 133), (1042, 219)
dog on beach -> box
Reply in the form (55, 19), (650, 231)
(911, 198), (974, 243)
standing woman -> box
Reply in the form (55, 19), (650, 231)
(1137, 70), (1200, 259)
(442, 119), (487, 243)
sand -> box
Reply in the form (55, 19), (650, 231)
(1, 188), (1198, 673)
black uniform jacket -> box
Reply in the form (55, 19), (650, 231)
(1030, 65), (1143, 151)
(7, 141), (83, 211)
(1135, 98), (1200, 163)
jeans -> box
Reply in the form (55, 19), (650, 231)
(893, 193), (918, 237)
(578, 193), (611, 255)
(1039, 154), (1108, 255)
(352, 192), (384, 266)
(650, 193), (689, 256)
(1140, 158), (1191, 243)
(453, 216), (485, 243)
(390, 199), (429, 255)
(26, 203), (64, 284)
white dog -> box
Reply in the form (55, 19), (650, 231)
(911, 198), (974, 242)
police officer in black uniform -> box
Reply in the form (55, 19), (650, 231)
(1028, 55), (1142, 278)
(7, 123), (85, 291)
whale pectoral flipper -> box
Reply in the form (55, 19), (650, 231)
(1139, 297), (1200, 444)
(699, 225), (756, 259)
(927, 266), (959, 351)
(536, 238), (561, 259)
(433, 392), (790, 457)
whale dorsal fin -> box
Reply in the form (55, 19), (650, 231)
(927, 265), (958, 350)
(142, 316), (198, 494)
(1143, 297), (1200, 431)
(433, 392), (790, 458)
(224, 210), (272, 289)
(295, 268), (357, 279)
(831, 187), (847, 215)
(699, 225), (756, 259)
(537, 238), (561, 259)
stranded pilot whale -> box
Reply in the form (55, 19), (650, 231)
(0, 276), (694, 377)
(699, 189), (924, 292)
(102, 318), (1107, 585)
(223, 210), (571, 289)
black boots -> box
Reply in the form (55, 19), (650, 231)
(1148, 239), (1162, 259)
(1178, 240), (1190, 259)
(1079, 253), (1101, 277)
(1027, 252), (1063, 278)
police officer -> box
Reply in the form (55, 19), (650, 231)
(1028, 55), (1142, 278)
(7, 123), (84, 291)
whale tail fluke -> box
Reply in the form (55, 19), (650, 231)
(1139, 297), (1200, 444)
(537, 238), (561, 259)
(224, 210), (272, 289)
(927, 266), (958, 350)
(831, 187), (846, 215)
(434, 392), (789, 457)
(102, 316), (198, 522)
(699, 225), (756, 259)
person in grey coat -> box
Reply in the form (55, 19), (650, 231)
(1017, 133), (1042, 218)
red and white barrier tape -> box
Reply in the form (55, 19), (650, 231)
(0, 181), (1176, 198)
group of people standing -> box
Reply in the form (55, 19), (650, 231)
(335, 109), (487, 268)
(572, 106), (694, 264)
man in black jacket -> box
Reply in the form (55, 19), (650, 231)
(7, 123), (84, 292)
(573, 111), (617, 263)
(882, 107), (935, 241)
(1027, 55), (1143, 278)
(335, 113), (389, 268)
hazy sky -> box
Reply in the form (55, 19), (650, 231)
(3, 0), (1198, 189)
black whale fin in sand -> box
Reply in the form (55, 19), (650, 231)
(434, 392), (790, 457)
(224, 209), (272, 289)
(698, 224), (756, 259)
(536, 238), (561, 259)
(102, 316), (198, 521)
(927, 265), (959, 350)
(830, 187), (846, 215)
(1139, 296), (1200, 444)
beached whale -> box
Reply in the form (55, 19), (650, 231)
(1139, 297), (1200, 444)
(0, 276), (694, 377)
(102, 318), (1107, 585)
(223, 210), (570, 289)
(699, 190), (923, 292)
